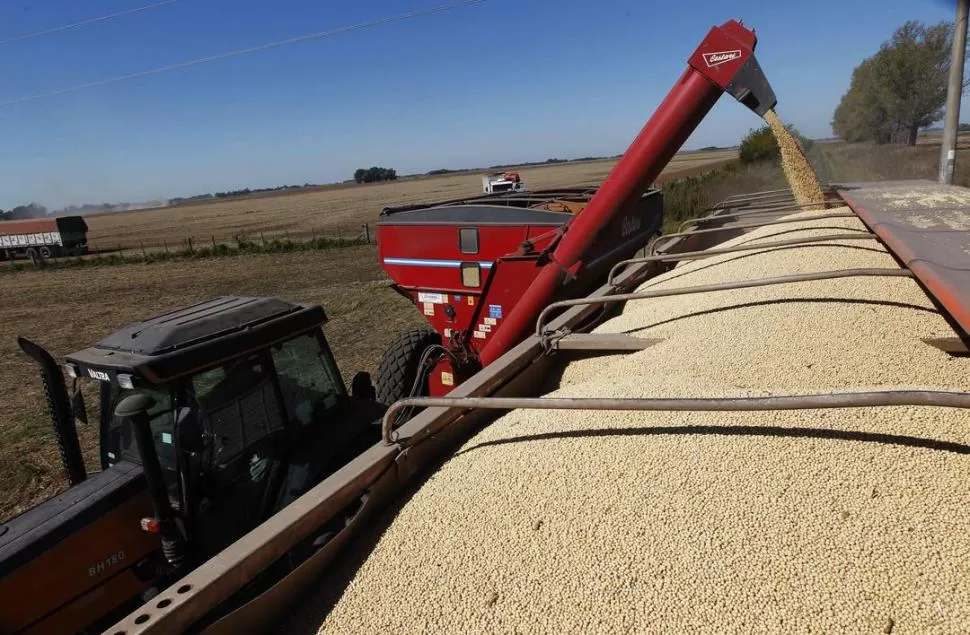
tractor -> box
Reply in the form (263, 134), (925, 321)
(0, 296), (384, 634)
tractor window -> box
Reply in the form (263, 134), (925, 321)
(190, 355), (284, 466)
(271, 332), (343, 425)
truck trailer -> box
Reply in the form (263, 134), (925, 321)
(0, 216), (88, 261)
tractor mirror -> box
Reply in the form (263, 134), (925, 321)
(175, 407), (204, 454)
(71, 381), (88, 425)
(351, 372), (376, 401)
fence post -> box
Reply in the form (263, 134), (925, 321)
(187, 237), (194, 252)
(261, 232), (266, 246)
(140, 241), (147, 259)
(211, 235), (217, 250)
(362, 223), (370, 244)
(163, 240), (169, 253)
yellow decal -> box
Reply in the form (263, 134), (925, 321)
(441, 371), (454, 386)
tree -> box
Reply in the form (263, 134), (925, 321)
(353, 166), (397, 183)
(739, 126), (779, 164)
(832, 20), (957, 145)
(738, 124), (809, 163)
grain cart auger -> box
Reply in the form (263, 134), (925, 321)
(0, 297), (386, 635)
(375, 19), (776, 402)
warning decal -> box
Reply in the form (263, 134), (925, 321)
(418, 292), (446, 304)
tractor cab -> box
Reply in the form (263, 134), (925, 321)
(5, 297), (383, 634)
(70, 297), (380, 551)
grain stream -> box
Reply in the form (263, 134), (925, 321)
(311, 209), (970, 634)
(765, 109), (825, 209)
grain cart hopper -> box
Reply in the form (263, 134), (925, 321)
(374, 187), (663, 401)
(98, 19), (796, 635)
(0, 297), (386, 634)
(375, 18), (775, 403)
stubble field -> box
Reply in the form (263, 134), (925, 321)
(83, 151), (736, 250)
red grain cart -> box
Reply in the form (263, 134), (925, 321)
(375, 187), (663, 401)
(0, 216), (88, 261)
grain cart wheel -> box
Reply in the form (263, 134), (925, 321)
(376, 328), (441, 406)
(39, 246), (53, 259)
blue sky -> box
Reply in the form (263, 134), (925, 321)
(0, 0), (960, 208)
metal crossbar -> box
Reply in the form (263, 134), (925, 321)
(382, 389), (970, 444)
(677, 200), (843, 233)
(650, 212), (858, 254)
(536, 268), (915, 337)
(607, 233), (878, 285)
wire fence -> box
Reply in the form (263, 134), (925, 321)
(84, 223), (373, 258)
(0, 223), (374, 270)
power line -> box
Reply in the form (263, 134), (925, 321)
(0, 0), (488, 108)
(0, 0), (185, 46)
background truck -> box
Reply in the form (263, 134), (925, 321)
(481, 171), (525, 193)
(0, 216), (89, 261)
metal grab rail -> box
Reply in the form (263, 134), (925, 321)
(676, 200), (843, 233)
(536, 268), (915, 337)
(382, 389), (970, 444)
(649, 212), (858, 255)
(607, 233), (878, 286)
(709, 188), (794, 208)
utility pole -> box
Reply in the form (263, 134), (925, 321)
(939, 0), (969, 184)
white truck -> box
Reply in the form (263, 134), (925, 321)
(0, 216), (88, 261)
(481, 171), (526, 194)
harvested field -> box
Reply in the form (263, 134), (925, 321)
(83, 151), (735, 251)
(0, 247), (425, 521)
(306, 210), (970, 633)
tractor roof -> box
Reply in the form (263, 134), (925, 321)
(67, 296), (327, 383)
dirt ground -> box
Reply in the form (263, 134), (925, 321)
(84, 151), (735, 251)
(0, 246), (426, 521)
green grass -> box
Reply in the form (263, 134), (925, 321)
(659, 160), (789, 234)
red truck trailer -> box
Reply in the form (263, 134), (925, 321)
(0, 216), (89, 261)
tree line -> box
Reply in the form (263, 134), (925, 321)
(833, 20), (965, 145)
(353, 167), (397, 183)
(0, 203), (48, 221)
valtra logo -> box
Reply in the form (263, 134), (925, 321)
(702, 50), (742, 67)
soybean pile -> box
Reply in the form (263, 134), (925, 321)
(765, 108), (825, 209)
(309, 211), (970, 633)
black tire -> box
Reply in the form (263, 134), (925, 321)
(375, 328), (441, 405)
(39, 245), (53, 259)
(25, 247), (40, 266)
